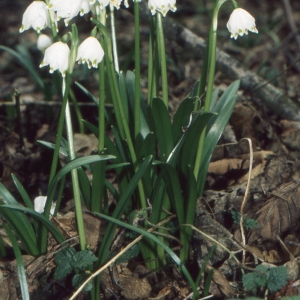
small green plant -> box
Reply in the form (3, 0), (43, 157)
(243, 265), (288, 295)
(231, 211), (259, 229)
(54, 247), (98, 292)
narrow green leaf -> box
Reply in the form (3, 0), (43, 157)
(151, 97), (173, 161)
(0, 183), (39, 255)
(155, 162), (184, 224)
(172, 97), (195, 143)
(48, 155), (115, 194)
(11, 174), (34, 210)
(118, 71), (129, 123)
(37, 140), (68, 157)
(0, 205), (65, 244)
(179, 112), (213, 173)
(3, 225), (30, 300)
(197, 80), (240, 194)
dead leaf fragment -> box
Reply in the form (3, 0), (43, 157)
(248, 181), (300, 244)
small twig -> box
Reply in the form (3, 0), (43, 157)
(181, 224), (241, 266)
(69, 215), (175, 300)
(239, 138), (253, 264)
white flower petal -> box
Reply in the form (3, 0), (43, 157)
(34, 196), (56, 215)
(94, 0), (110, 10)
(40, 42), (70, 77)
(148, 0), (176, 17)
(20, 1), (50, 33)
(48, 0), (83, 26)
(76, 37), (104, 69)
(227, 8), (258, 40)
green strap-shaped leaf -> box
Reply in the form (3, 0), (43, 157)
(11, 174), (34, 209)
(151, 97), (174, 162)
(172, 97), (195, 143)
(0, 205), (65, 244)
(0, 183), (39, 255)
(179, 111), (213, 173)
(48, 155), (115, 194)
(3, 225), (30, 300)
(197, 80), (240, 195)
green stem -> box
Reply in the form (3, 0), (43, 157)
(134, 0), (141, 141)
(92, 18), (147, 209)
(193, 0), (225, 182)
(90, 9), (106, 213)
(64, 78), (86, 250)
(147, 16), (155, 105)
(98, 10), (106, 151)
(44, 0), (58, 42)
(156, 12), (168, 107)
(109, 3), (119, 72)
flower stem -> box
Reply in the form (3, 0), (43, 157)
(98, 10), (106, 151)
(193, 0), (225, 183)
(156, 12), (168, 107)
(134, 0), (141, 141)
(92, 18), (147, 209)
(109, 3), (119, 72)
(63, 77), (86, 250)
(91, 9), (106, 213)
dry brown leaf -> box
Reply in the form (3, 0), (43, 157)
(280, 120), (300, 151)
(206, 265), (233, 298)
(238, 150), (275, 183)
(52, 211), (107, 251)
(208, 158), (249, 175)
(248, 181), (300, 244)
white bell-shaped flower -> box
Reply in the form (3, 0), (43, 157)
(89, 0), (110, 10)
(37, 34), (52, 52)
(19, 1), (50, 33)
(148, 0), (176, 17)
(34, 196), (56, 215)
(76, 37), (104, 69)
(40, 42), (70, 77)
(47, 0), (84, 26)
(227, 8), (258, 40)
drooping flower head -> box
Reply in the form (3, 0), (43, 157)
(76, 37), (104, 68)
(47, 0), (86, 26)
(40, 42), (70, 77)
(227, 8), (258, 40)
(19, 1), (50, 33)
(148, 0), (176, 17)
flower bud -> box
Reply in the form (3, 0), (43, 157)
(37, 34), (52, 52)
